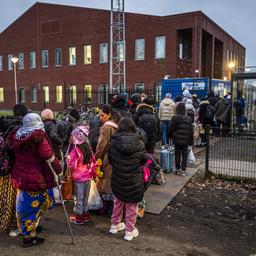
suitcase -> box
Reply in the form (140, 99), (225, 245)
(160, 148), (173, 173)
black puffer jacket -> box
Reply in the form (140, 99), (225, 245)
(43, 119), (63, 160)
(108, 132), (145, 203)
(169, 103), (193, 146)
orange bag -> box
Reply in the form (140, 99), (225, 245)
(61, 167), (73, 200)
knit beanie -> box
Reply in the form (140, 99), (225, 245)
(143, 97), (155, 106)
(69, 108), (80, 121)
(111, 94), (127, 109)
(71, 125), (89, 145)
(41, 109), (54, 121)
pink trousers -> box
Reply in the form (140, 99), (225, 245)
(111, 196), (138, 232)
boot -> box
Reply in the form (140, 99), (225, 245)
(22, 237), (45, 248)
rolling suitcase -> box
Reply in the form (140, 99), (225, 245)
(160, 147), (173, 173)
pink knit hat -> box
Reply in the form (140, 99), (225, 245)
(41, 109), (54, 121)
(71, 125), (89, 145)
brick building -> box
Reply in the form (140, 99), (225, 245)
(0, 2), (245, 110)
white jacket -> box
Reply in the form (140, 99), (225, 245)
(159, 97), (176, 121)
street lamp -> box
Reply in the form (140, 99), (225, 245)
(11, 56), (19, 104)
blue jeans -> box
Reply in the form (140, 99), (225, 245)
(161, 120), (171, 146)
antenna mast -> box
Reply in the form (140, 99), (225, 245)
(110, 0), (126, 94)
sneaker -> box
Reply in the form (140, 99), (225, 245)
(109, 222), (125, 234)
(173, 169), (180, 175)
(137, 207), (145, 218)
(181, 170), (186, 176)
(82, 213), (91, 223)
(9, 229), (19, 237)
(124, 228), (139, 241)
(161, 145), (165, 150)
(69, 214), (84, 225)
(22, 237), (45, 248)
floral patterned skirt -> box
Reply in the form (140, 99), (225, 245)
(16, 188), (54, 237)
(0, 176), (17, 232)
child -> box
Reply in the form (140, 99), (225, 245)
(67, 125), (96, 224)
(108, 117), (145, 241)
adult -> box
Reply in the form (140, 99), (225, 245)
(159, 93), (176, 149)
(41, 109), (63, 160)
(108, 117), (145, 241)
(234, 95), (246, 128)
(185, 99), (196, 123)
(0, 104), (27, 237)
(168, 103), (193, 176)
(6, 113), (62, 247)
(133, 97), (160, 154)
(182, 89), (192, 104)
(111, 94), (130, 117)
(95, 104), (121, 214)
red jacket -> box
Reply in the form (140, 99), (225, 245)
(7, 129), (62, 191)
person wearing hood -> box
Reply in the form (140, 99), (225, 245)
(41, 109), (63, 161)
(168, 103), (193, 176)
(207, 91), (220, 107)
(108, 117), (145, 241)
(182, 89), (192, 104)
(159, 93), (176, 149)
(0, 104), (28, 237)
(133, 97), (160, 154)
(215, 95), (232, 137)
(185, 99), (195, 123)
(95, 104), (121, 214)
(6, 113), (62, 247)
(111, 94), (130, 118)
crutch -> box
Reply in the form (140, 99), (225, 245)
(47, 160), (75, 245)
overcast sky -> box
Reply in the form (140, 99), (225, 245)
(0, 0), (255, 66)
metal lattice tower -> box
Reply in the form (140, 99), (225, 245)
(109, 0), (126, 94)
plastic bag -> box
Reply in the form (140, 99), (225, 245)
(188, 149), (196, 163)
(88, 180), (103, 210)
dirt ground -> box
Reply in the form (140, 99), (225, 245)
(0, 174), (255, 256)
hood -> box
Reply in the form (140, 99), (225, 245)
(176, 102), (186, 115)
(112, 132), (140, 154)
(186, 99), (193, 105)
(161, 98), (174, 106)
(221, 98), (232, 105)
(200, 99), (210, 105)
(136, 103), (154, 112)
(7, 129), (45, 150)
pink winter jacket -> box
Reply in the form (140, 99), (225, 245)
(67, 146), (96, 182)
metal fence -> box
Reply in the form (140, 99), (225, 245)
(205, 126), (256, 179)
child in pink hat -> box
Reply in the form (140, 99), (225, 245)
(66, 125), (96, 224)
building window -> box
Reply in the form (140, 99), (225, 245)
(42, 50), (49, 68)
(31, 87), (37, 103)
(100, 43), (108, 63)
(70, 85), (77, 104)
(0, 56), (3, 71)
(135, 38), (145, 60)
(29, 51), (36, 69)
(69, 47), (76, 65)
(56, 85), (63, 103)
(117, 41), (124, 62)
(43, 86), (49, 103)
(155, 36), (166, 59)
(19, 88), (25, 103)
(99, 84), (108, 104)
(84, 85), (92, 103)
(8, 54), (13, 70)
(18, 53), (24, 69)
(154, 82), (162, 104)
(55, 48), (62, 66)
(0, 87), (4, 102)
(135, 82), (145, 93)
(84, 45), (92, 64)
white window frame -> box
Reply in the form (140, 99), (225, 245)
(8, 54), (13, 70)
(135, 38), (145, 61)
(0, 56), (3, 71)
(19, 87), (25, 103)
(98, 84), (108, 104)
(69, 47), (76, 66)
(55, 48), (62, 67)
(18, 53), (24, 69)
(155, 36), (166, 59)
(43, 86), (49, 103)
(100, 43), (108, 64)
(84, 84), (92, 103)
(31, 86), (37, 103)
(0, 87), (4, 102)
(56, 85), (63, 103)
(70, 85), (77, 103)
(84, 45), (92, 64)
(29, 51), (36, 69)
(42, 50), (49, 68)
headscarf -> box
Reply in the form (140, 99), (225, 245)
(16, 113), (45, 139)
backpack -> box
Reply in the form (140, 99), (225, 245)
(0, 135), (9, 176)
(88, 117), (103, 153)
(138, 113), (158, 139)
(136, 127), (148, 144)
(56, 120), (73, 143)
(204, 105), (215, 120)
